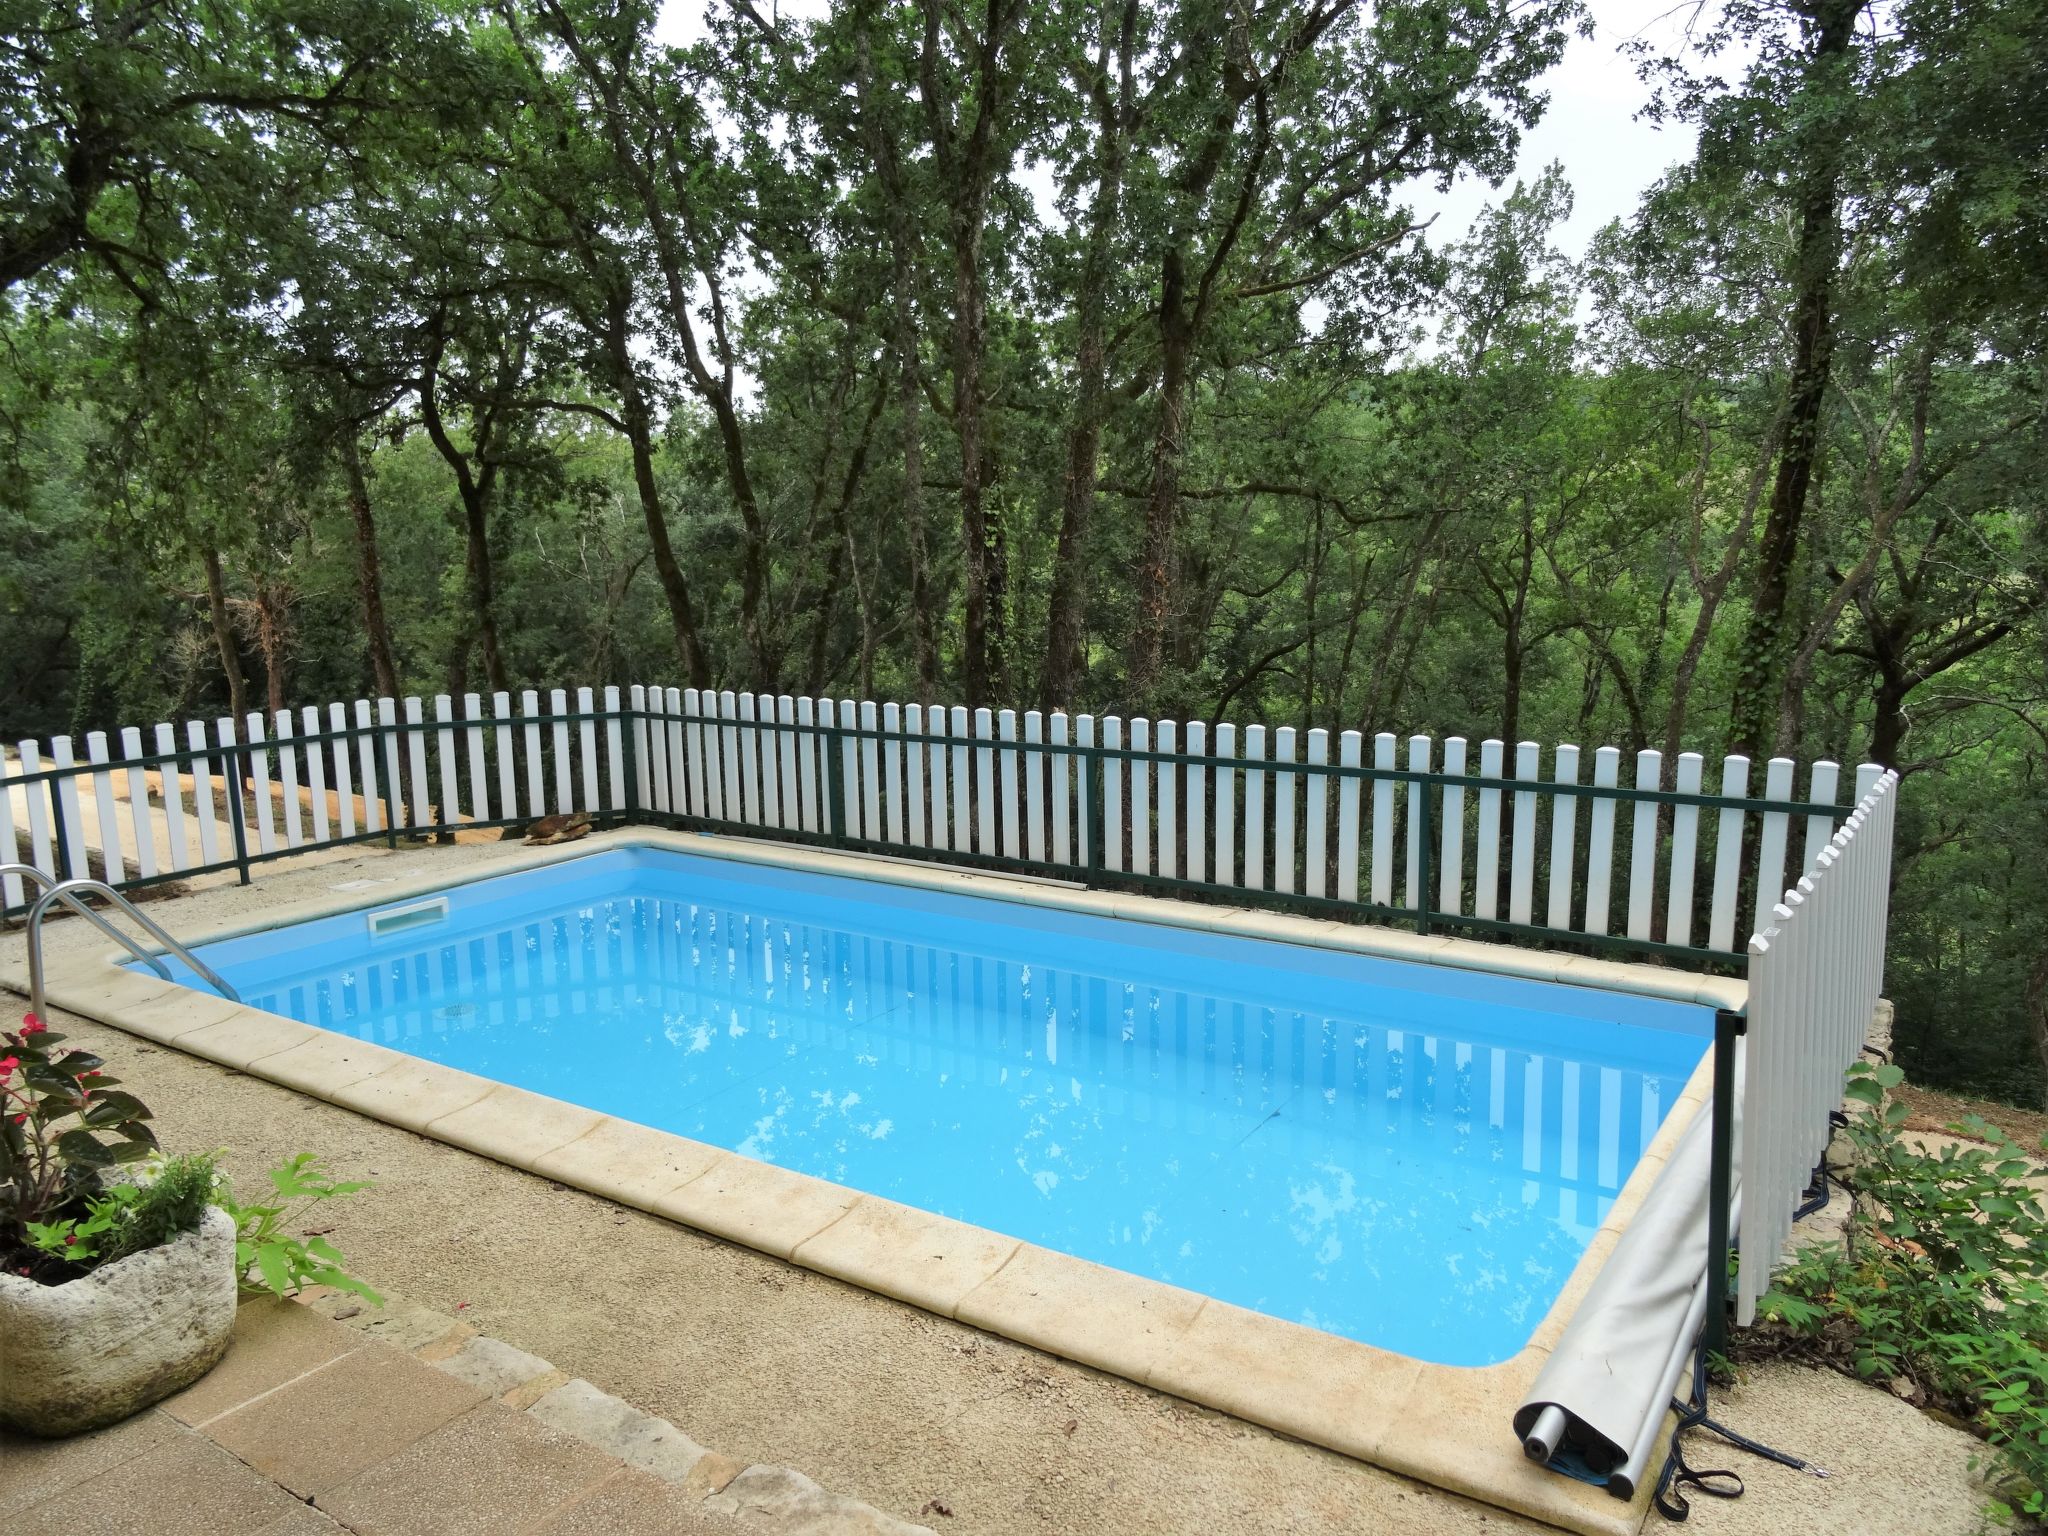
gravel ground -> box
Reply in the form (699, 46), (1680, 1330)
(0, 841), (2000, 1536)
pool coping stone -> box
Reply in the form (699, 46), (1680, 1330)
(20, 826), (1736, 1536)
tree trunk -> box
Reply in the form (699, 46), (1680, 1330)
(1729, 0), (1858, 756)
(617, 366), (712, 690)
(338, 436), (401, 699)
(950, 184), (1004, 707)
(1130, 250), (1194, 707)
(856, 24), (938, 701)
(1039, 15), (1132, 711)
(201, 545), (250, 724)
(252, 581), (290, 717)
(417, 358), (511, 696)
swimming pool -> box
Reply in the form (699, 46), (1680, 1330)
(151, 844), (1709, 1367)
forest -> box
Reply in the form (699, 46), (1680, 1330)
(1, 0), (2043, 1104)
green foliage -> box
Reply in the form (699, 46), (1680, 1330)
(25, 1152), (220, 1267)
(1, 0), (2044, 1106)
(216, 1153), (382, 1306)
(1755, 1063), (2048, 1524)
(1, 1011), (159, 1280)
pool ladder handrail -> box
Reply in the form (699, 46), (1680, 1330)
(5, 865), (241, 1025)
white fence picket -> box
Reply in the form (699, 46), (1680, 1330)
(1272, 726), (1295, 896)
(776, 696), (800, 833)
(0, 753), (20, 905)
(186, 722), (222, 862)
(1404, 735), (1428, 908)
(513, 691), (541, 819)
(1803, 761), (1840, 873)
(20, 740), (55, 876)
(1049, 712), (1071, 864)
(949, 706), (971, 851)
(1128, 718), (1150, 877)
(1213, 723), (1238, 888)
(376, 700), (403, 831)
(156, 723), (192, 868)
(244, 714), (278, 852)
(881, 702), (904, 843)
(1665, 752), (1704, 947)
(664, 688), (686, 817)
(998, 709), (1021, 860)
(1304, 729), (1328, 899)
(1244, 724), (1267, 893)
(433, 695), (460, 833)
(631, 686), (657, 812)
(1626, 749), (1661, 942)
(1073, 713), (1094, 866)
(272, 711), (303, 849)
(793, 696), (818, 832)
(923, 703), (949, 850)
(857, 700), (881, 841)
(739, 692), (763, 826)
(1102, 716), (1125, 873)
(329, 705), (358, 840)
(300, 709), (331, 845)
(722, 693), (747, 825)
(1547, 744), (1579, 931)
(577, 686), (602, 815)
(1438, 736), (1467, 915)
(1474, 739), (1503, 921)
(1509, 741), (1539, 927)
(1183, 722), (1207, 884)
(1023, 711), (1046, 865)
(49, 736), (88, 877)
(1707, 755), (1750, 952)
(548, 689), (573, 816)
(604, 685), (626, 811)
(972, 708), (997, 854)
(86, 732), (125, 881)
(1335, 731), (1362, 902)
(1583, 746), (1619, 936)
(1370, 733), (1395, 906)
(903, 701), (927, 846)
(119, 728), (157, 880)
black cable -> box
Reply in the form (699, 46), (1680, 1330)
(1654, 1345), (1829, 1522)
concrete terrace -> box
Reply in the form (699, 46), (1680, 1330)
(0, 839), (1996, 1535)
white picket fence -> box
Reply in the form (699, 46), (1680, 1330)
(1735, 768), (1899, 1322)
(5, 684), (1878, 968)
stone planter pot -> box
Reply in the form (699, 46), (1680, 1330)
(0, 1205), (238, 1437)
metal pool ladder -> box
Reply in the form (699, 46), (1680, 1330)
(4, 863), (242, 1025)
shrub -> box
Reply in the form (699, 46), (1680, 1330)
(1, 1010), (158, 1281)
(1753, 1062), (2048, 1527)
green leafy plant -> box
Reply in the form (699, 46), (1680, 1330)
(1753, 1062), (2048, 1526)
(24, 1151), (220, 1267)
(216, 1152), (381, 1305)
(2, 1010), (161, 1282)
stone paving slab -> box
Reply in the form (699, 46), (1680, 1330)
(316, 1401), (618, 1535)
(0, 1404), (175, 1519)
(10, 1423), (308, 1536)
(4, 1293), (931, 1536)
(202, 1339), (490, 1497)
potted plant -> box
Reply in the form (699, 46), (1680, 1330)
(0, 1012), (378, 1437)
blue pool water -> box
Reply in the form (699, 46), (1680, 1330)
(155, 845), (1708, 1365)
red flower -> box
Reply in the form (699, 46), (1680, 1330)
(19, 1013), (44, 1036)
(64, 1234), (77, 1246)
(0, 1056), (18, 1078)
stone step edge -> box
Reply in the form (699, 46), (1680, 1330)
(293, 1285), (935, 1535)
